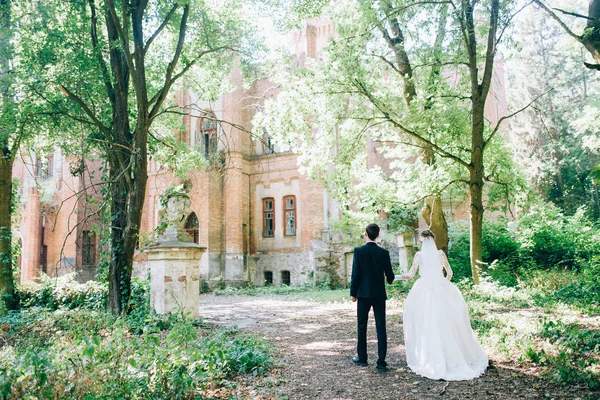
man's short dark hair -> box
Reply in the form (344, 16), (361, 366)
(366, 223), (380, 241)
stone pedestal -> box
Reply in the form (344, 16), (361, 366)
(397, 231), (418, 274)
(146, 243), (205, 318)
(146, 189), (206, 318)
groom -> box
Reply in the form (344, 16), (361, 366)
(350, 223), (395, 372)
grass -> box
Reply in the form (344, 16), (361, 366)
(458, 276), (600, 390)
(214, 283), (350, 303)
(0, 308), (272, 399)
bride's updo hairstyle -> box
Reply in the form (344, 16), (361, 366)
(420, 229), (435, 240)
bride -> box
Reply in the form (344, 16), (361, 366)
(399, 229), (488, 381)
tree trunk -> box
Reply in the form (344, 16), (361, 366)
(105, 4), (150, 316)
(0, 0), (18, 311)
(378, 3), (450, 248)
(462, 0), (499, 284)
(422, 195), (449, 254)
(583, 0), (600, 67)
(107, 148), (147, 315)
(108, 155), (130, 315)
(468, 163), (484, 285)
(469, 99), (486, 285)
(0, 157), (18, 310)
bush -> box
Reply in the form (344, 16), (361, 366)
(447, 220), (521, 282)
(0, 308), (272, 399)
(448, 204), (600, 291)
(447, 222), (472, 281)
(515, 204), (598, 271)
(18, 274), (107, 311)
(526, 319), (600, 389)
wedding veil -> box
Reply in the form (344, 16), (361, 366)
(419, 236), (442, 278)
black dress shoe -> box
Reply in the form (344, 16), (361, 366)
(352, 356), (368, 366)
(375, 365), (389, 373)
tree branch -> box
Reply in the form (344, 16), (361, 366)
(401, 179), (469, 206)
(461, 0), (479, 92)
(353, 79), (470, 168)
(87, 0), (115, 104)
(481, 0), (500, 99)
(584, 61), (600, 70)
(554, 7), (598, 21)
(58, 84), (109, 135)
(148, 4), (189, 121)
(483, 88), (552, 149)
(144, 3), (179, 56)
(533, 0), (583, 42)
(496, 1), (534, 45)
(105, 0), (138, 78)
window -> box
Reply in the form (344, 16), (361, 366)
(82, 230), (96, 266)
(264, 271), (273, 286)
(196, 113), (218, 158)
(263, 198), (274, 237)
(36, 153), (54, 179)
(185, 213), (199, 244)
(283, 195), (296, 236)
(40, 245), (48, 273)
(263, 128), (274, 154)
(281, 270), (291, 286)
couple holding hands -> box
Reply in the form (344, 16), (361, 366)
(350, 223), (488, 380)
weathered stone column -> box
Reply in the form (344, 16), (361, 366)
(146, 191), (206, 318)
(397, 231), (417, 274)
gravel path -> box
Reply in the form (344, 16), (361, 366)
(199, 293), (597, 400)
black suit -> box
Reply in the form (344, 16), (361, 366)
(350, 241), (395, 367)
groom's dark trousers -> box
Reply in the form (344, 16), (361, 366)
(350, 242), (395, 367)
(357, 298), (387, 366)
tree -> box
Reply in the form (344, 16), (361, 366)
(0, 0), (20, 311)
(22, 0), (254, 315)
(534, 0), (600, 71)
(368, 0), (450, 252)
(0, 0), (52, 310)
(259, 0), (526, 283)
(507, 3), (600, 218)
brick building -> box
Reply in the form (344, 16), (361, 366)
(14, 18), (508, 287)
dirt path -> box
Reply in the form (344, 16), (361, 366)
(200, 294), (596, 400)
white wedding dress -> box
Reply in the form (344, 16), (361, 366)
(402, 238), (488, 381)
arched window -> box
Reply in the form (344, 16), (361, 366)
(263, 128), (274, 154)
(262, 198), (274, 237)
(264, 271), (273, 286)
(281, 270), (291, 286)
(185, 213), (199, 244)
(195, 112), (218, 158)
(81, 230), (96, 266)
(283, 195), (296, 236)
(36, 153), (54, 179)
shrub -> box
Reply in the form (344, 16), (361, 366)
(18, 274), (107, 311)
(446, 220), (520, 282)
(447, 222), (472, 281)
(515, 204), (598, 271)
(0, 309), (273, 399)
(530, 319), (600, 389)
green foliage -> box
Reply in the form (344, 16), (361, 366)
(1, 282), (272, 399)
(18, 274), (107, 311)
(546, 260), (600, 313)
(456, 278), (600, 390)
(15, 275), (198, 333)
(386, 204), (418, 233)
(215, 282), (316, 296)
(446, 222), (473, 282)
(516, 204), (598, 270)
(527, 320), (600, 389)
(507, 6), (600, 219)
(447, 202), (600, 288)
